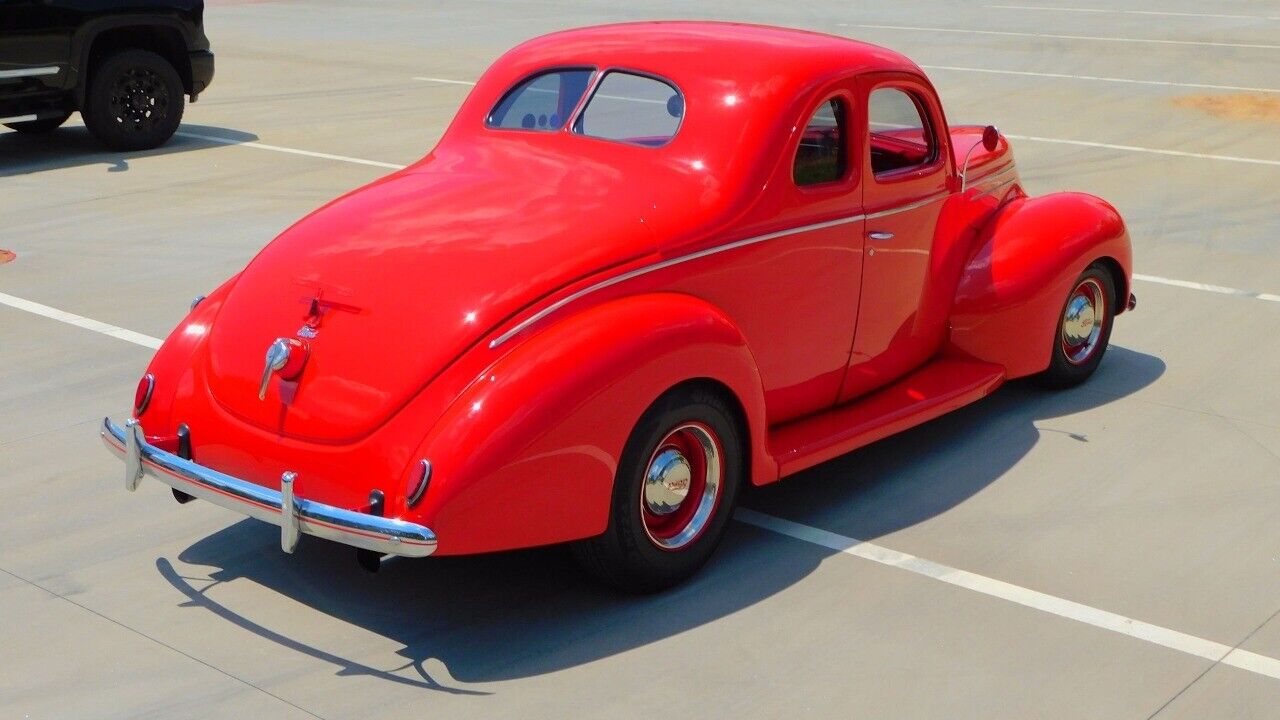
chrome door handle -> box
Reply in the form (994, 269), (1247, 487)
(867, 231), (894, 241)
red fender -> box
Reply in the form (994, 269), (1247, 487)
(407, 293), (772, 555)
(134, 273), (240, 432)
(947, 192), (1132, 378)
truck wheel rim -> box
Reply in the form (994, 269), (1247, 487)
(640, 422), (723, 551)
(108, 67), (169, 133)
(1061, 278), (1106, 365)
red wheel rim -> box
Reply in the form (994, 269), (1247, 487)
(1061, 277), (1106, 365)
(639, 422), (723, 551)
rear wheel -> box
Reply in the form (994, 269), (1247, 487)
(572, 386), (743, 593)
(4, 111), (71, 134)
(1036, 263), (1116, 388)
(82, 49), (184, 151)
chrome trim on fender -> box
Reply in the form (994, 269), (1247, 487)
(488, 191), (962, 348)
(0, 66), (59, 79)
(488, 214), (865, 348)
(100, 418), (437, 558)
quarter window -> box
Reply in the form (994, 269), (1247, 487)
(868, 88), (937, 176)
(487, 69), (594, 131)
(573, 72), (683, 146)
(793, 98), (847, 186)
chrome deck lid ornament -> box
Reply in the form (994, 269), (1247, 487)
(259, 338), (294, 401)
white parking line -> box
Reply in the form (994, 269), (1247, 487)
(736, 509), (1280, 681)
(1001, 134), (1280, 167)
(839, 23), (1280, 50)
(984, 5), (1280, 21)
(175, 131), (407, 170)
(0, 292), (162, 349)
(920, 64), (1280, 95)
(1135, 273), (1280, 302)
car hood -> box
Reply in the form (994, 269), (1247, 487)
(205, 156), (656, 443)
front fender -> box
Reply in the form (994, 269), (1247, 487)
(407, 293), (771, 555)
(948, 192), (1132, 378)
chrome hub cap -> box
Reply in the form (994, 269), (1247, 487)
(1061, 278), (1106, 365)
(644, 448), (692, 515)
(640, 422), (723, 551)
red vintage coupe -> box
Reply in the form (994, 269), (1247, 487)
(103, 22), (1134, 591)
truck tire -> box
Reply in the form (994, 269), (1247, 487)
(82, 49), (184, 151)
(4, 112), (72, 134)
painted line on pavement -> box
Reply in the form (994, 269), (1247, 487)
(984, 5), (1280, 21)
(175, 131), (407, 170)
(735, 508), (1280, 681)
(0, 292), (162, 349)
(839, 23), (1280, 50)
(1134, 273), (1280, 302)
(919, 64), (1280, 94)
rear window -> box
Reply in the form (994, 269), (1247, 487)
(486, 68), (594, 131)
(573, 71), (683, 146)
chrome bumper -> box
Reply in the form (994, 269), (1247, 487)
(100, 418), (437, 558)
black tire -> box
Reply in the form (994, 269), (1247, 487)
(82, 49), (184, 151)
(1036, 263), (1116, 389)
(572, 385), (744, 593)
(4, 112), (72, 134)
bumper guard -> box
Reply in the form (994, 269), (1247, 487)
(100, 418), (436, 558)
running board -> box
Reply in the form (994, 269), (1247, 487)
(769, 358), (1006, 478)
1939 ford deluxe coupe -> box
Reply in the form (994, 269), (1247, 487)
(103, 22), (1134, 591)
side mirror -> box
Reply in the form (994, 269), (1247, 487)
(961, 125), (1002, 192)
(982, 124), (1000, 152)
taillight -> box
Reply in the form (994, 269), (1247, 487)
(406, 459), (431, 508)
(134, 373), (155, 416)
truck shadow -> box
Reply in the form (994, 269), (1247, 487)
(0, 124), (257, 176)
(161, 345), (1164, 692)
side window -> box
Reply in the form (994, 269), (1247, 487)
(793, 98), (847, 186)
(487, 68), (594, 131)
(574, 71), (683, 146)
(868, 88), (937, 176)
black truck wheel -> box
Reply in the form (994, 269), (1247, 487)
(82, 49), (184, 151)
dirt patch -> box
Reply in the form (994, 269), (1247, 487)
(1174, 94), (1280, 123)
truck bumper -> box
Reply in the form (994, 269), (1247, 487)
(100, 417), (437, 558)
(189, 50), (214, 97)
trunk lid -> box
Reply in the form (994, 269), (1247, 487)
(205, 153), (655, 443)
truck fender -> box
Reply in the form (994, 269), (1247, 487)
(407, 293), (771, 555)
(947, 192), (1133, 378)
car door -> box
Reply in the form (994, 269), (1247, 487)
(0, 1), (73, 81)
(838, 73), (950, 402)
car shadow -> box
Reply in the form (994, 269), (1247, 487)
(160, 345), (1164, 692)
(0, 123), (258, 177)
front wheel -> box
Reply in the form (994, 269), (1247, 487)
(1036, 263), (1116, 388)
(572, 386), (743, 593)
(82, 49), (185, 151)
(4, 111), (71, 134)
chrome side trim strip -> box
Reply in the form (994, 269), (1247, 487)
(864, 190), (949, 220)
(0, 66), (58, 79)
(489, 189), (962, 348)
(489, 214), (866, 348)
(101, 417), (438, 558)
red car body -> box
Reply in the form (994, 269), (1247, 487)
(104, 22), (1132, 566)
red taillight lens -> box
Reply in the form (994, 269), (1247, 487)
(134, 373), (155, 416)
(406, 459), (431, 508)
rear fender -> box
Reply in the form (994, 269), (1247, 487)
(406, 293), (771, 555)
(947, 192), (1132, 378)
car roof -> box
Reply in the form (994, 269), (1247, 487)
(502, 21), (922, 86)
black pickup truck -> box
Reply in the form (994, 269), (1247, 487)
(0, 0), (213, 150)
